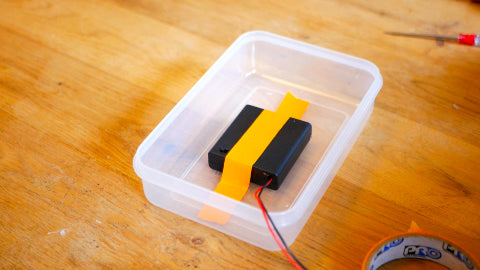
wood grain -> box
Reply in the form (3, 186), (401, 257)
(1, 0), (479, 269)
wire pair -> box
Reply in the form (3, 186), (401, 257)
(254, 179), (308, 270)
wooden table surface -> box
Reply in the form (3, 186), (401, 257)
(1, 0), (479, 269)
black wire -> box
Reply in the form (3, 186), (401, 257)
(258, 181), (308, 270)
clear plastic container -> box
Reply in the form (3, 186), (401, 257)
(133, 31), (383, 250)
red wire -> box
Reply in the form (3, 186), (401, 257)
(255, 180), (304, 270)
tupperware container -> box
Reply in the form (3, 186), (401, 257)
(133, 31), (383, 250)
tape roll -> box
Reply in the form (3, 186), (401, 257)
(363, 222), (480, 270)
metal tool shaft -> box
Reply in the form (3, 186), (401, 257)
(385, 31), (458, 41)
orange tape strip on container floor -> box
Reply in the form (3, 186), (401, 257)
(198, 92), (309, 224)
(363, 221), (480, 270)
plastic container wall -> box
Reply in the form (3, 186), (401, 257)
(133, 31), (382, 250)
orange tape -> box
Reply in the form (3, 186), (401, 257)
(363, 221), (480, 270)
(198, 93), (309, 224)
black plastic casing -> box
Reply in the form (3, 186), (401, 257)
(208, 105), (312, 190)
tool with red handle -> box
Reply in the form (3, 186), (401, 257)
(386, 32), (480, 47)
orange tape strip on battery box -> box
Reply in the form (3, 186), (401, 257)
(198, 93), (309, 224)
(363, 221), (480, 270)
